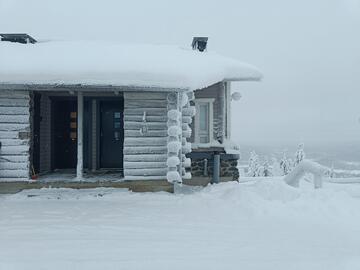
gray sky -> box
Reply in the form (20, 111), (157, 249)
(1, 0), (360, 145)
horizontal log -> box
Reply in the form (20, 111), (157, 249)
(182, 116), (193, 124)
(124, 161), (167, 169)
(0, 131), (19, 139)
(0, 139), (29, 146)
(0, 162), (28, 170)
(124, 122), (167, 130)
(125, 130), (167, 137)
(0, 107), (29, 115)
(0, 91), (29, 99)
(124, 115), (167, 122)
(124, 108), (167, 116)
(182, 107), (196, 117)
(124, 137), (167, 146)
(0, 123), (29, 132)
(124, 168), (167, 177)
(0, 145), (29, 155)
(124, 146), (167, 155)
(0, 177), (29, 182)
(124, 92), (167, 100)
(0, 114), (29, 124)
(0, 155), (28, 163)
(124, 154), (167, 162)
(124, 176), (167, 181)
(0, 98), (29, 107)
(0, 169), (29, 178)
(125, 99), (167, 108)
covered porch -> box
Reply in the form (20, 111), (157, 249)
(28, 85), (191, 183)
(31, 89), (125, 180)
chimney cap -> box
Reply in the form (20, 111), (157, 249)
(0, 33), (37, 44)
(192, 37), (208, 52)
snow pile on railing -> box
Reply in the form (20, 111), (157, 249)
(284, 160), (328, 189)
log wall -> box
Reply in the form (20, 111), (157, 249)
(0, 90), (30, 181)
(123, 92), (169, 179)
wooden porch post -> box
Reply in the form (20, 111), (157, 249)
(76, 91), (84, 179)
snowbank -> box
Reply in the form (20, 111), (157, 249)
(1, 180), (360, 270)
(0, 41), (262, 90)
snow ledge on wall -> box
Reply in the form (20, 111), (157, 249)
(192, 139), (241, 155)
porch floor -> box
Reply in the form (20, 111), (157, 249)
(36, 169), (124, 183)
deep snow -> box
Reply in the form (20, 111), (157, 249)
(0, 41), (262, 90)
(1, 179), (360, 270)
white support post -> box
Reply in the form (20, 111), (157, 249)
(76, 91), (84, 180)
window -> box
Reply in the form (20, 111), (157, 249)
(195, 99), (214, 144)
(114, 112), (121, 129)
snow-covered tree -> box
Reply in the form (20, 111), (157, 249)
(295, 143), (305, 165)
(262, 158), (272, 177)
(280, 152), (291, 175)
(248, 151), (260, 177)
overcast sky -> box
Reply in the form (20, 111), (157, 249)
(1, 0), (359, 145)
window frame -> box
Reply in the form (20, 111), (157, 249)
(194, 98), (215, 144)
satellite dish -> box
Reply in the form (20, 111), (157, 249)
(231, 92), (242, 101)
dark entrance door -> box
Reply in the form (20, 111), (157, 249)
(100, 100), (124, 169)
(52, 99), (77, 169)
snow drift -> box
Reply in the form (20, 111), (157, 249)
(0, 41), (262, 90)
(1, 180), (360, 270)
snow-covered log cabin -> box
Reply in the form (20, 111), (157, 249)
(0, 35), (261, 192)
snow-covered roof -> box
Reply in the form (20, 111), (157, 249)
(0, 41), (262, 90)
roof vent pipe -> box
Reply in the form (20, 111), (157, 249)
(192, 37), (208, 52)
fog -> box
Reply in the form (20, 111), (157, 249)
(1, 0), (359, 145)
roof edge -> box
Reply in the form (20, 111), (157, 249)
(0, 83), (189, 92)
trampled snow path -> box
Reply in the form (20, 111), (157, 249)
(1, 180), (360, 270)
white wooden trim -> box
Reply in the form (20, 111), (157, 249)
(225, 82), (232, 139)
(194, 98), (215, 144)
(76, 92), (84, 179)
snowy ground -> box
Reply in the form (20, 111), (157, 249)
(1, 179), (360, 270)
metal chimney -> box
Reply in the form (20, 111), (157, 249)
(192, 37), (208, 52)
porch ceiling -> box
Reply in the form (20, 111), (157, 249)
(0, 83), (188, 92)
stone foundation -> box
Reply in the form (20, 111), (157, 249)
(190, 157), (239, 180)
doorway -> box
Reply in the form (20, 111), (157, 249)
(52, 99), (77, 169)
(99, 100), (124, 169)
(32, 93), (41, 174)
